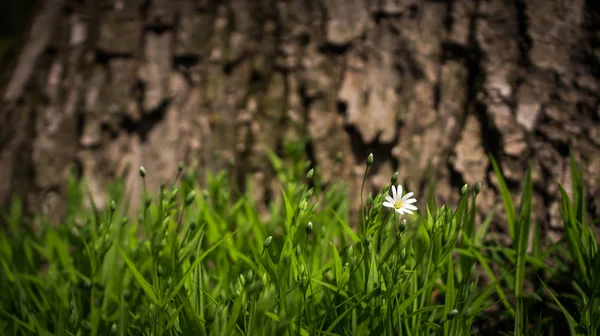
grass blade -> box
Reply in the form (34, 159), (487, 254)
(490, 155), (516, 241)
(515, 163), (532, 298)
(116, 244), (159, 305)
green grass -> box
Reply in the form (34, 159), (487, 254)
(0, 149), (598, 335)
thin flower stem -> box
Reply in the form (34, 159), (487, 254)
(360, 166), (371, 237)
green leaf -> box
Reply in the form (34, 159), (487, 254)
(490, 155), (516, 241)
(444, 252), (456, 336)
(265, 311), (281, 322)
(225, 290), (246, 335)
(116, 244), (159, 305)
(7, 196), (22, 234)
(569, 152), (585, 226)
(514, 297), (524, 336)
(281, 186), (295, 231)
(165, 232), (232, 304)
(558, 185), (587, 284)
(541, 279), (578, 335)
(457, 248), (514, 316)
(0, 310), (36, 333)
(475, 206), (495, 246)
(514, 163), (532, 298)
(333, 210), (360, 244)
(326, 287), (385, 333)
(367, 246), (378, 293)
(48, 230), (78, 283)
(331, 242), (343, 286)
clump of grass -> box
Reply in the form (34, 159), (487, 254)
(0, 149), (598, 335)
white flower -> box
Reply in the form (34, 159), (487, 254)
(383, 185), (418, 215)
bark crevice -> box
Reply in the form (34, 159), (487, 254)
(0, 0), (598, 237)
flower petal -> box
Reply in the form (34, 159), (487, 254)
(404, 198), (417, 204)
(403, 209), (414, 214)
(401, 192), (414, 200)
(395, 208), (404, 214)
(404, 204), (418, 211)
(383, 201), (394, 208)
(397, 185), (403, 198)
(392, 185), (397, 199)
(385, 195), (394, 203)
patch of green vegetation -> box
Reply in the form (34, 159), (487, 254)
(0, 149), (598, 335)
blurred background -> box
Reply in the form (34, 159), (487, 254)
(0, 0), (598, 241)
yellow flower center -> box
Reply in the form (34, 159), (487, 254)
(394, 200), (404, 209)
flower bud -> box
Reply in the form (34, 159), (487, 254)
(185, 191), (196, 206)
(306, 222), (313, 235)
(447, 309), (459, 319)
(178, 161), (184, 173)
(336, 151), (343, 163)
(306, 168), (314, 180)
(474, 181), (482, 195)
(461, 184), (469, 196)
(391, 172), (398, 185)
(245, 270), (254, 283)
(296, 244), (301, 257)
(398, 219), (407, 232)
(263, 236), (272, 249)
(145, 196), (152, 208)
(366, 193), (373, 207)
(109, 200), (116, 212)
(139, 166), (146, 178)
(169, 188), (179, 201)
(366, 153), (374, 167)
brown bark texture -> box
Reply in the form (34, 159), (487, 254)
(1, 0), (599, 241)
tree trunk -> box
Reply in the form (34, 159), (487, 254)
(1, 0), (599, 239)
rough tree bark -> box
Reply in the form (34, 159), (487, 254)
(1, 0), (599, 241)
